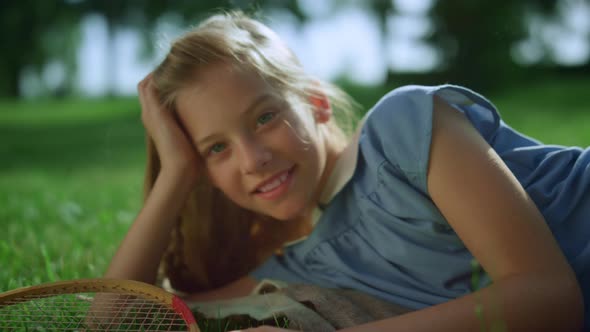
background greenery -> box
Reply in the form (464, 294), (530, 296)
(2, 0), (589, 98)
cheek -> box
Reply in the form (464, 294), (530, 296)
(205, 161), (247, 201)
(205, 163), (230, 189)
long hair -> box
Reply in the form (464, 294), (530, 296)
(148, 11), (358, 293)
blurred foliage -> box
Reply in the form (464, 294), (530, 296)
(0, 0), (80, 97)
(429, 0), (561, 91)
(0, 0), (588, 98)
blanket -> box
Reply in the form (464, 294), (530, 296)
(187, 279), (412, 331)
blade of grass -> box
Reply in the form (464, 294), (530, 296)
(40, 244), (58, 282)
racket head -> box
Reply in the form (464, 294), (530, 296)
(0, 278), (199, 331)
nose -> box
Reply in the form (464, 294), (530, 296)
(238, 136), (272, 174)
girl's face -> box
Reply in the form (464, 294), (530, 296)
(175, 64), (332, 221)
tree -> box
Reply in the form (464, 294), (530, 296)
(0, 0), (81, 98)
(429, 1), (525, 91)
(429, 0), (561, 91)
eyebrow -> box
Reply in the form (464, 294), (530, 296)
(196, 94), (275, 148)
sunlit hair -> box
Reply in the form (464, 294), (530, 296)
(148, 11), (358, 293)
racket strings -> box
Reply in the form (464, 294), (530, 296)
(0, 291), (190, 331)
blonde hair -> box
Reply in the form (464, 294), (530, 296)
(148, 11), (358, 293)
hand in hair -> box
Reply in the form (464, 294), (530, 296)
(138, 73), (201, 185)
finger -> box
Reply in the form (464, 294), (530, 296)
(138, 76), (160, 111)
(137, 77), (148, 92)
(144, 80), (161, 106)
(138, 78), (156, 125)
(138, 85), (151, 115)
(138, 72), (153, 87)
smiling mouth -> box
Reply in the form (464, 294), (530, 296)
(253, 166), (295, 200)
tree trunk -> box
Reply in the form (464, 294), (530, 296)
(104, 10), (117, 97)
(1, 61), (21, 98)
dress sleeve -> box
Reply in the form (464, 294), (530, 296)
(363, 84), (501, 194)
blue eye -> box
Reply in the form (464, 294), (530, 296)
(257, 112), (275, 126)
(209, 143), (226, 155)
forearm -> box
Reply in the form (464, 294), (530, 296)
(104, 171), (194, 284)
(339, 272), (583, 332)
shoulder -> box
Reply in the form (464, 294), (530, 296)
(361, 85), (437, 168)
(362, 84), (501, 148)
(359, 84), (501, 189)
(366, 84), (498, 121)
(363, 85), (446, 142)
(367, 85), (435, 121)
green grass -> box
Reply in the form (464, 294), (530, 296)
(0, 78), (589, 330)
(0, 97), (146, 289)
(491, 78), (590, 146)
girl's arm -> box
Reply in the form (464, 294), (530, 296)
(104, 169), (194, 284)
(340, 95), (584, 331)
(104, 75), (200, 284)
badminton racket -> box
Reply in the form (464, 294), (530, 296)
(0, 278), (200, 331)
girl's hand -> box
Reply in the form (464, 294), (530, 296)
(137, 74), (200, 184)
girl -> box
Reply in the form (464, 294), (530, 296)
(105, 11), (589, 331)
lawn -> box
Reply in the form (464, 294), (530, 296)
(0, 79), (588, 328)
(0, 98), (146, 289)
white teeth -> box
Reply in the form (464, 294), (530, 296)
(258, 172), (289, 193)
(260, 179), (281, 193)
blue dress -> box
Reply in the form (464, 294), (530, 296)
(250, 85), (590, 329)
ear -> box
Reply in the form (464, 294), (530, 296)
(310, 93), (332, 124)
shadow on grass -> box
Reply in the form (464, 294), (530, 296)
(0, 112), (146, 172)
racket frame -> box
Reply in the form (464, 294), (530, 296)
(0, 278), (199, 332)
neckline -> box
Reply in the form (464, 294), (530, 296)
(282, 114), (369, 247)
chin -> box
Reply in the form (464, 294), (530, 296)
(271, 203), (309, 222)
(263, 209), (294, 222)
(278, 213), (303, 222)
(250, 193), (313, 221)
